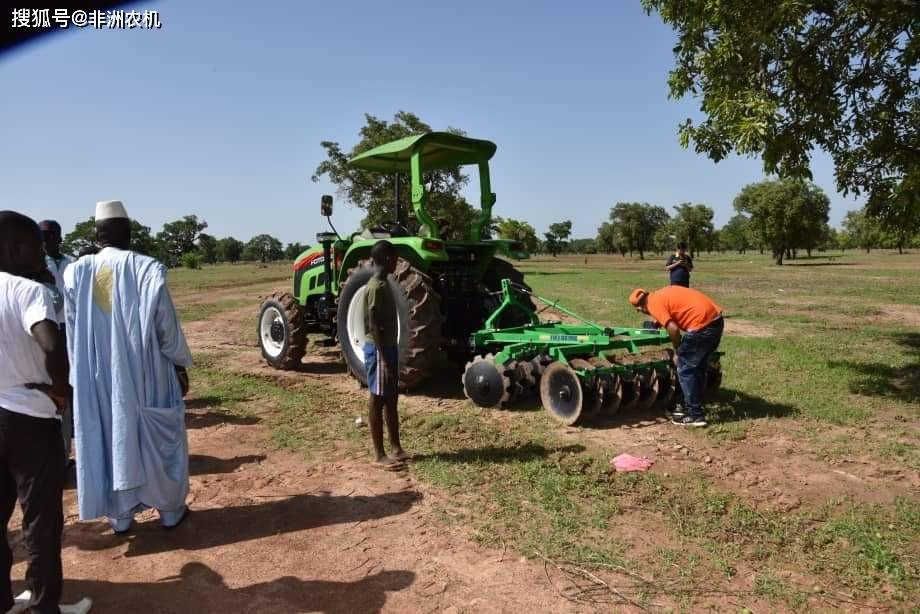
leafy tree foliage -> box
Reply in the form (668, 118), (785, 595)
(543, 220), (573, 256)
(733, 180), (830, 264)
(312, 111), (473, 236)
(644, 0), (919, 230)
(607, 203), (669, 260)
(243, 234), (284, 263)
(197, 233), (219, 264)
(62, 217), (157, 257)
(216, 237), (244, 263)
(157, 215), (208, 267)
(720, 214), (753, 254)
(284, 242), (307, 261)
(496, 218), (539, 253)
(842, 209), (885, 253)
(670, 203), (714, 257)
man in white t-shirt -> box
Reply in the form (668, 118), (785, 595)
(0, 211), (77, 614)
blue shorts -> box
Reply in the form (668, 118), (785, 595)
(363, 343), (399, 397)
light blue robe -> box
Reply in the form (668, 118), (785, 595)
(63, 247), (192, 521)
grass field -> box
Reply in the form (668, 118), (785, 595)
(175, 251), (918, 611)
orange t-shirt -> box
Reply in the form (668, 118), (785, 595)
(646, 286), (722, 332)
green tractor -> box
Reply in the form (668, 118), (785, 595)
(257, 132), (533, 389)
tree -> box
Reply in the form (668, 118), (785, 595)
(312, 111), (471, 235)
(157, 215), (208, 267)
(216, 237), (244, 263)
(243, 234), (283, 262)
(569, 238), (597, 254)
(608, 203), (670, 260)
(62, 217), (158, 257)
(596, 222), (618, 254)
(496, 218), (539, 253)
(670, 203), (714, 257)
(197, 233), (219, 264)
(720, 214), (752, 254)
(875, 194), (920, 254)
(643, 0), (919, 229)
(284, 242), (307, 261)
(733, 180), (830, 264)
(542, 220), (573, 257)
(842, 209), (884, 253)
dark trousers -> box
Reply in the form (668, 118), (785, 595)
(676, 317), (724, 419)
(0, 408), (64, 614)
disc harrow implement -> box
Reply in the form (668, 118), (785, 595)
(462, 280), (723, 426)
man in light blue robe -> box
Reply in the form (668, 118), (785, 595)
(63, 201), (192, 533)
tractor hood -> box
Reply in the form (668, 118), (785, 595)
(348, 132), (497, 172)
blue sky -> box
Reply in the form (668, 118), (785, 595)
(1, 0), (860, 245)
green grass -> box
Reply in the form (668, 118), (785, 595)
(177, 298), (256, 322)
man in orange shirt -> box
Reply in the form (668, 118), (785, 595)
(629, 286), (724, 427)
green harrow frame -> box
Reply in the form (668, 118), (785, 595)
(463, 280), (723, 425)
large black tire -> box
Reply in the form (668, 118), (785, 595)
(258, 291), (307, 369)
(337, 259), (443, 391)
(484, 257), (537, 328)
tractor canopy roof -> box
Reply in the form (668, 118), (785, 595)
(348, 131), (497, 172)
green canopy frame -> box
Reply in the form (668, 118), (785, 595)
(349, 132), (498, 240)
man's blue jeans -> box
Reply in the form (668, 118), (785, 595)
(676, 316), (724, 419)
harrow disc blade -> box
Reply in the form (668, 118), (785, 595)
(654, 364), (678, 411)
(704, 360), (723, 401)
(633, 368), (660, 413)
(540, 362), (584, 426)
(619, 372), (640, 412)
(569, 358), (602, 418)
(588, 356), (622, 415)
(462, 354), (510, 408)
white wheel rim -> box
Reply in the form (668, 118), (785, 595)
(345, 281), (404, 368)
(346, 286), (370, 366)
(260, 306), (285, 358)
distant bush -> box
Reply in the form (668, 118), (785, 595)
(181, 253), (202, 269)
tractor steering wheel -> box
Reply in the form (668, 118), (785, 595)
(377, 221), (410, 237)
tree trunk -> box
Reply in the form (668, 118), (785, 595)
(806, 248), (812, 257)
(638, 249), (645, 260)
(865, 247), (870, 253)
(898, 244), (903, 255)
(774, 248), (784, 266)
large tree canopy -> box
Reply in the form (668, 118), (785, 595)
(644, 0), (919, 224)
(62, 217), (157, 257)
(311, 111), (474, 237)
(607, 203), (669, 260)
(733, 179), (830, 264)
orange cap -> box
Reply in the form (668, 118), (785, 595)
(629, 288), (647, 306)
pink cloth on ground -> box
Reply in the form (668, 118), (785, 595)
(611, 453), (654, 472)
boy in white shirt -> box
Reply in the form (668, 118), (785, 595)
(0, 211), (73, 614)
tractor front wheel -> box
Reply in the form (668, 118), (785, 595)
(258, 291), (307, 369)
(337, 259), (443, 391)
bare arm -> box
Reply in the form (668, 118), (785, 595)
(29, 320), (71, 411)
(665, 320), (682, 351)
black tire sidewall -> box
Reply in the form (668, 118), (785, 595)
(337, 265), (411, 386)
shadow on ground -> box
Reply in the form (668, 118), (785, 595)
(826, 332), (920, 403)
(185, 410), (262, 429)
(412, 443), (585, 464)
(66, 490), (420, 558)
(51, 563), (414, 614)
(189, 454), (267, 476)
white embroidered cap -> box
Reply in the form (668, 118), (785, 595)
(95, 200), (128, 221)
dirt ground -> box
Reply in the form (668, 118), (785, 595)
(9, 281), (917, 613)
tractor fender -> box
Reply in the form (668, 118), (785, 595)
(337, 238), (444, 285)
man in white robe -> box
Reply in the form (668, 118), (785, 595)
(63, 201), (192, 533)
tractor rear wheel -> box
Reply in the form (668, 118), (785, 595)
(258, 291), (307, 369)
(484, 257), (536, 328)
(338, 258), (443, 391)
